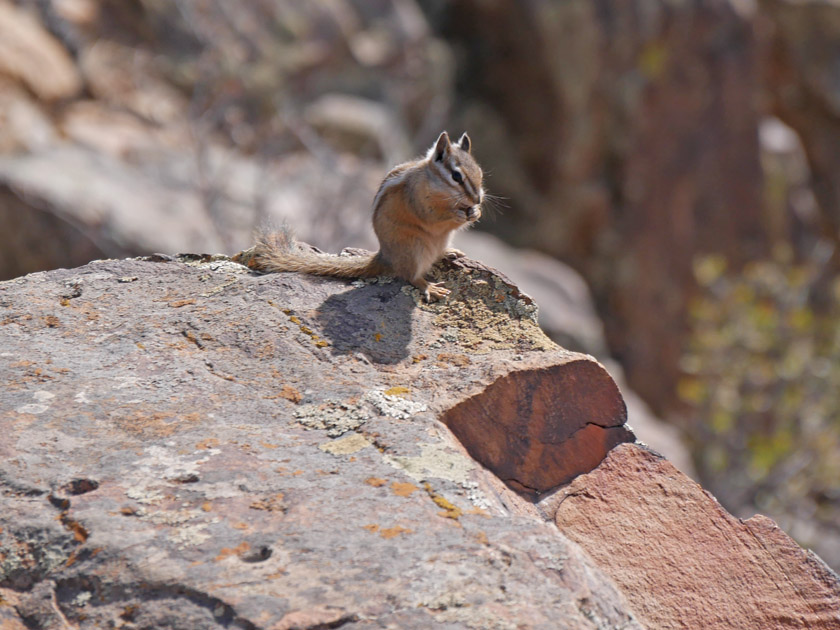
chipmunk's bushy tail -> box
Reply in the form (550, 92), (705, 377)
(249, 229), (387, 279)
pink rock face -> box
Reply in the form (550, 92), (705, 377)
(551, 443), (840, 630)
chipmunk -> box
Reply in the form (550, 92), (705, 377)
(247, 131), (484, 301)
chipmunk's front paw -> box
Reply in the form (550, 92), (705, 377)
(443, 248), (466, 261)
(424, 282), (451, 302)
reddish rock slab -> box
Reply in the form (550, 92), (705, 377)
(442, 359), (632, 496)
(550, 443), (840, 629)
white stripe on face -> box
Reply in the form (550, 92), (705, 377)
(430, 156), (450, 182)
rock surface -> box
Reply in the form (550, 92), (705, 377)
(2, 256), (838, 628)
(0, 255), (642, 629)
(1, 0), (839, 587)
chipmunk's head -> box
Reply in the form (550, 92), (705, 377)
(427, 131), (484, 224)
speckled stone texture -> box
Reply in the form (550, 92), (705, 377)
(0, 254), (641, 629)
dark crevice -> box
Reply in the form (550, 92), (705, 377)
(62, 478), (99, 495)
(560, 420), (629, 443)
(14, 607), (43, 630)
(502, 477), (540, 496)
(240, 545), (273, 563)
(0, 472), (47, 497)
(49, 575), (260, 630)
(308, 613), (360, 629)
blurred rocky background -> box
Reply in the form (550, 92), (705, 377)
(1, 0), (839, 571)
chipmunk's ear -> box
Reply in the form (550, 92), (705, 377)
(432, 131), (451, 162)
(457, 132), (471, 153)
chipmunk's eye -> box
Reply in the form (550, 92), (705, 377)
(451, 170), (463, 184)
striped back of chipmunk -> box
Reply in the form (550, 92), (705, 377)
(372, 161), (416, 213)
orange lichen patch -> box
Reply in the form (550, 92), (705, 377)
(120, 604), (139, 621)
(116, 410), (202, 438)
(65, 550), (79, 567)
(165, 338), (194, 351)
(201, 502), (212, 512)
(390, 482), (420, 497)
(436, 353), (471, 367)
(215, 541), (250, 561)
(55, 300), (101, 322)
(183, 330), (200, 346)
(118, 506), (139, 516)
(411, 354), (428, 363)
(250, 494), (285, 512)
(380, 526), (413, 539)
(464, 506), (490, 517)
(423, 483), (462, 520)
(196, 437), (220, 450)
(232, 522), (249, 530)
(168, 298), (196, 308)
(117, 412), (178, 438)
(44, 315), (60, 328)
(250, 342), (277, 359)
(383, 386), (410, 398)
(365, 477), (387, 487)
(374, 333), (383, 342)
(260, 441), (279, 449)
(279, 384), (302, 404)
(281, 310), (330, 348)
(475, 531), (490, 545)
(58, 514), (89, 542)
(2, 313), (33, 327)
(363, 524), (380, 533)
(433, 497), (462, 520)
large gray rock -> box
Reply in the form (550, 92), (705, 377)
(0, 255), (641, 629)
(2, 255), (837, 628)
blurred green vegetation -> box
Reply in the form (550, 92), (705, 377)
(680, 253), (840, 538)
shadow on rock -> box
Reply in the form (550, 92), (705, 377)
(315, 280), (415, 364)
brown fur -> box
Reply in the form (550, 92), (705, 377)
(251, 131), (484, 301)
